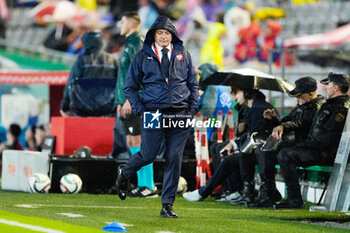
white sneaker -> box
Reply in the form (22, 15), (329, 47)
(183, 190), (203, 201)
(216, 192), (241, 202)
(225, 192), (241, 201)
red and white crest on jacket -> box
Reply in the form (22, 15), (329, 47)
(176, 54), (184, 61)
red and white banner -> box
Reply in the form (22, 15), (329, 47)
(0, 71), (69, 85)
(284, 23), (350, 48)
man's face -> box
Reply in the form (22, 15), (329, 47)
(154, 29), (172, 47)
(297, 93), (312, 105)
(234, 90), (245, 105)
(119, 16), (130, 36)
(325, 82), (336, 98)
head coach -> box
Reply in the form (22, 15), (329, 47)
(115, 15), (199, 218)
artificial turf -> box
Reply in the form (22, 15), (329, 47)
(0, 189), (349, 233)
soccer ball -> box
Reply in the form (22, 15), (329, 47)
(177, 176), (188, 195)
(28, 173), (51, 193)
(60, 173), (83, 194)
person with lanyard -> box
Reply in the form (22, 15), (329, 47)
(115, 15), (199, 218)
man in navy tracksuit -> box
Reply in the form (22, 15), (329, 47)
(115, 15), (199, 218)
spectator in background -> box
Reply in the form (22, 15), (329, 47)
(0, 124), (6, 143)
(0, 124), (23, 151)
(137, 0), (158, 34)
(60, 30), (118, 117)
(24, 125), (36, 151)
(43, 23), (73, 52)
(34, 125), (46, 152)
(110, 0), (138, 20)
(0, 0), (8, 39)
(234, 22), (260, 63)
(200, 19), (226, 69)
(257, 19), (282, 63)
(102, 26), (126, 56)
(200, 0), (225, 22)
(223, 4), (250, 57)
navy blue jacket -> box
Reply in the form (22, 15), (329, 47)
(124, 16), (199, 115)
(248, 91), (277, 136)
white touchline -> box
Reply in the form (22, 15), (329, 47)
(0, 219), (65, 233)
(15, 204), (276, 212)
(57, 213), (85, 218)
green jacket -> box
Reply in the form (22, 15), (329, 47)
(115, 31), (143, 105)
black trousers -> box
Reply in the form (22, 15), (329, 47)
(277, 147), (324, 190)
(210, 142), (242, 194)
(199, 149), (256, 198)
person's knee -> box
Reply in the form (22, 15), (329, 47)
(128, 135), (141, 148)
(277, 148), (292, 164)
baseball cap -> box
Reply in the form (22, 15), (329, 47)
(321, 72), (350, 93)
(288, 77), (317, 97)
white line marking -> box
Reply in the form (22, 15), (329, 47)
(16, 204), (143, 209)
(156, 231), (176, 233)
(0, 219), (65, 233)
(15, 203), (286, 212)
(57, 213), (85, 218)
(15, 204), (39, 208)
(105, 222), (134, 227)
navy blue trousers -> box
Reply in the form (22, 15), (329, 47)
(123, 122), (190, 205)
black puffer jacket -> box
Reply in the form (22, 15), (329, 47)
(297, 94), (349, 159)
(280, 95), (324, 144)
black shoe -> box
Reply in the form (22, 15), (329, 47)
(247, 182), (279, 208)
(273, 198), (304, 209)
(272, 186), (282, 203)
(160, 204), (178, 218)
(246, 196), (275, 208)
(230, 181), (255, 205)
(115, 164), (129, 200)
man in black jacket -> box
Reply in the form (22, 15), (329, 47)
(275, 73), (350, 209)
(115, 15), (198, 218)
(248, 77), (323, 208)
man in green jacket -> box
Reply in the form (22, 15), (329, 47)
(113, 12), (157, 197)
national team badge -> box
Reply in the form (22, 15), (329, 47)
(177, 54), (184, 61)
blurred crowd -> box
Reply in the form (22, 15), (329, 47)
(1, 0), (295, 67)
(0, 123), (50, 153)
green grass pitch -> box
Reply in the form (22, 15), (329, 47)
(0, 189), (350, 233)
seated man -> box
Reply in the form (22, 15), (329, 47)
(249, 77), (323, 208)
(209, 87), (250, 201)
(275, 73), (350, 209)
(183, 89), (277, 204)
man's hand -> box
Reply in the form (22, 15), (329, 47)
(272, 125), (284, 140)
(263, 109), (277, 119)
(220, 143), (233, 157)
(238, 122), (246, 134)
(60, 109), (73, 117)
(117, 105), (122, 115)
(121, 100), (132, 118)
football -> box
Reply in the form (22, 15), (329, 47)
(28, 173), (51, 193)
(177, 176), (188, 195)
(60, 173), (83, 194)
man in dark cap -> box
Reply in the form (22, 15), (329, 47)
(60, 30), (118, 116)
(274, 73), (350, 209)
(115, 15), (199, 218)
(247, 77), (323, 208)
